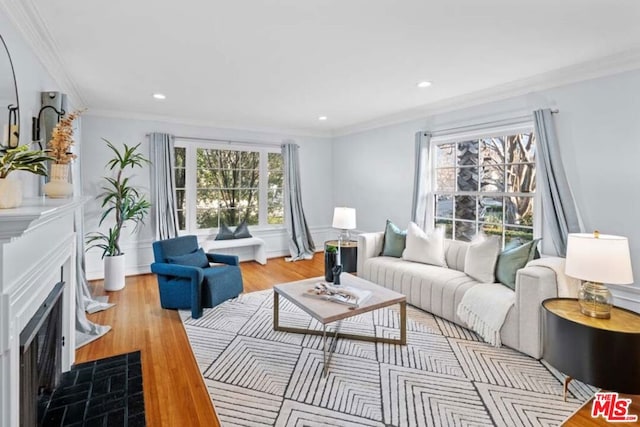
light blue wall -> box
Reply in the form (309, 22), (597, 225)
(80, 115), (334, 278)
(333, 69), (640, 308)
(0, 11), (58, 196)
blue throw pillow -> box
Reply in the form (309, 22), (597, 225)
(233, 220), (252, 239)
(382, 220), (406, 258)
(215, 224), (235, 240)
(495, 238), (541, 290)
(166, 248), (210, 268)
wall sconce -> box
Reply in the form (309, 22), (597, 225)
(2, 104), (19, 149)
(32, 105), (65, 150)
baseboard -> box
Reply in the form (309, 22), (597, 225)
(85, 226), (333, 280)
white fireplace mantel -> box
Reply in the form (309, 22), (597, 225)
(0, 197), (85, 243)
(0, 197), (84, 427)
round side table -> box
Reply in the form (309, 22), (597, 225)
(324, 240), (357, 281)
(542, 298), (640, 398)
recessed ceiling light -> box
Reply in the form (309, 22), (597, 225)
(417, 81), (432, 88)
(318, 116), (328, 121)
(153, 93), (166, 100)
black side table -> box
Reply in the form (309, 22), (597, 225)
(324, 240), (357, 281)
(542, 298), (640, 399)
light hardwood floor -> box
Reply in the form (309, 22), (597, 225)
(76, 254), (325, 426)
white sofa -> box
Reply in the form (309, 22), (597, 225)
(358, 231), (560, 359)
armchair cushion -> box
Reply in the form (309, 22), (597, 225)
(166, 248), (210, 268)
(202, 266), (244, 307)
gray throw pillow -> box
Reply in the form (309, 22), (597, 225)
(215, 224), (235, 240)
(382, 220), (406, 257)
(233, 220), (252, 239)
(496, 238), (542, 290)
(166, 248), (210, 268)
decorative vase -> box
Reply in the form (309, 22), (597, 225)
(324, 251), (337, 282)
(0, 178), (22, 208)
(104, 254), (126, 291)
(43, 163), (73, 198)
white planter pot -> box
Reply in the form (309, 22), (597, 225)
(0, 177), (22, 209)
(104, 254), (126, 291)
(43, 163), (73, 198)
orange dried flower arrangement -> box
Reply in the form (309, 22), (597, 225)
(47, 110), (83, 164)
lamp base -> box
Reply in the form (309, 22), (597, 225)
(338, 229), (351, 242)
(578, 281), (613, 319)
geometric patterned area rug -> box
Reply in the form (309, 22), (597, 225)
(180, 290), (596, 427)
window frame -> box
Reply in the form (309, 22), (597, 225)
(174, 139), (284, 234)
(427, 122), (542, 246)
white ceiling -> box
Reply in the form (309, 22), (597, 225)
(18, 0), (640, 134)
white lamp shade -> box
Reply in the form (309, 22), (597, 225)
(565, 233), (634, 284)
(332, 207), (356, 230)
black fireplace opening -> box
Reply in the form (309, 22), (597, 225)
(19, 281), (65, 427)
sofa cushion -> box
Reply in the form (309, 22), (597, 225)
(464, 234), (501, 283)
(444, 240), (469, 272)
(402, 222), (447, 267)
(166, 248), (210, 268)
(361, 256), (478, 324)
(496, 239), (541, 289)
(382, 220), (406, 257)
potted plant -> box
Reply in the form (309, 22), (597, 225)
(86, 140), (151, 291)
(43, 110), (81, 198)
(0, 145), (53, 208)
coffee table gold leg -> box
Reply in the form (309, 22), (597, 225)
(400, 301), (407, 345)
(323, 325), (328, 377)
(563, 376), (573, 402)
(273, 292), (279, 330)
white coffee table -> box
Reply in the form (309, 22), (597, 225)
(273, 274), (406, 375)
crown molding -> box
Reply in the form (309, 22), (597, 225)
(332, 47), (640, 137)
(0, 0), (86, 106)
(85, 108), (333, 139)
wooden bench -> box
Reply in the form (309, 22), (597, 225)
(202, 237), (267, 265)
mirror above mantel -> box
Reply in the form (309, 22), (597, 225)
(0, 33), (19, 149)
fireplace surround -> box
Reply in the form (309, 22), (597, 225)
(0, 198), (83, 427)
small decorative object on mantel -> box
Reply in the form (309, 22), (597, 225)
(43, 109), (82, 198)
(0, 145), (52, 208)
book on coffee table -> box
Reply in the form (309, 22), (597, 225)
(303, 282), (372, 308)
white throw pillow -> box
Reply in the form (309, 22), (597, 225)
(402, 222), (447, 267)
(464, 233), (501, 283)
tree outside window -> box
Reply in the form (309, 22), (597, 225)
(433, 131), (536, 246)
(174, 144), (284, 231)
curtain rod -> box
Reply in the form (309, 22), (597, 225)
(428, 109), (559, 138)
(146, 133), (290, 149)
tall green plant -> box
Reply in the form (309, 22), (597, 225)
(86, 139), (151, 258)
(0, 145), (53, 178)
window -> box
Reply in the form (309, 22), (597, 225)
(174, 141), (284, 232)
(431, 130), (536, 246)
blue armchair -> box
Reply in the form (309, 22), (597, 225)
(151, 235), (244, 319)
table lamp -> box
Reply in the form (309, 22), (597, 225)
(565, 231), (634, 319)
(332, 207), (356, 243)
